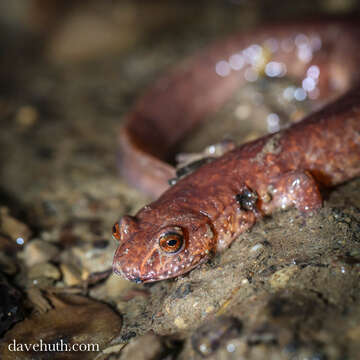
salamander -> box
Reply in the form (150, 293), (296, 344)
(112, 21), (360, 283)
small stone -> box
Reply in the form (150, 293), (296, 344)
(60, 263), (82, 286)
(61, 241), (117, 274)
(269, 265), (298, 289)
(174, 316), (187, 329)
(89, 273), (133, 301)
(28, 262), (61, 281)
(15, 106), (38, 129)
(205, 305), (215, 313)
(0, 207), (31, 244)
(250, 243), (264, 253)
(18, 240), (59, 267)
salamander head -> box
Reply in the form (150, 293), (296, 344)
(112, 208), (216, 283)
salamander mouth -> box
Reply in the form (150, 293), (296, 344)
(113, 246), (212, 283)
(143, 254), (211, 282)
(112, 261), (127, 279)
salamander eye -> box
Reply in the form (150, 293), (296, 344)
(112, 223), (121, 241)
(159, 228), (184, 254)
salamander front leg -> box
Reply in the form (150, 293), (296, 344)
(260, 170), (323, 214)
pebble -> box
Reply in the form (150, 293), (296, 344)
(15, 106), (38, 129)
(59, 263), (82, 286)
(28, 262), (61, 282)
(205, 305), (215, 313)
(269, 265), (298, 289)
(18, 240), (59, 267)
(62, 241), (117, 274)
(0, 207), (31, 244)
(174, 316), (187, 329)
(89, 273), (133, 301)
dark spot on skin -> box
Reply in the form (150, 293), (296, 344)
(236, 188), (258, 211)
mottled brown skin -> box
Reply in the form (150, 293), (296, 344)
(113, 21), (360, 283)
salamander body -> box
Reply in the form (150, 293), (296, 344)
(113, 21), (360, 283)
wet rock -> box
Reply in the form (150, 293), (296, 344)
(59, 263), (83, 286)
(0, 207), (31, 244)
(60, 240), (116, 275)
(28, 262), (61, 287)
(0, 274), (23, 336)
(269, 265), (299, 290)
(0, 293), (122, 359)
(26, 287), (53, 313)
(18, 239), (59, 267)
(89, 273), (134, 302)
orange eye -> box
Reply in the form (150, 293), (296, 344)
(159, 229), (184, 254)
(112, 223), (121, 241)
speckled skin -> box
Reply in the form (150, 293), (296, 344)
(113, 21), (360, 283)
